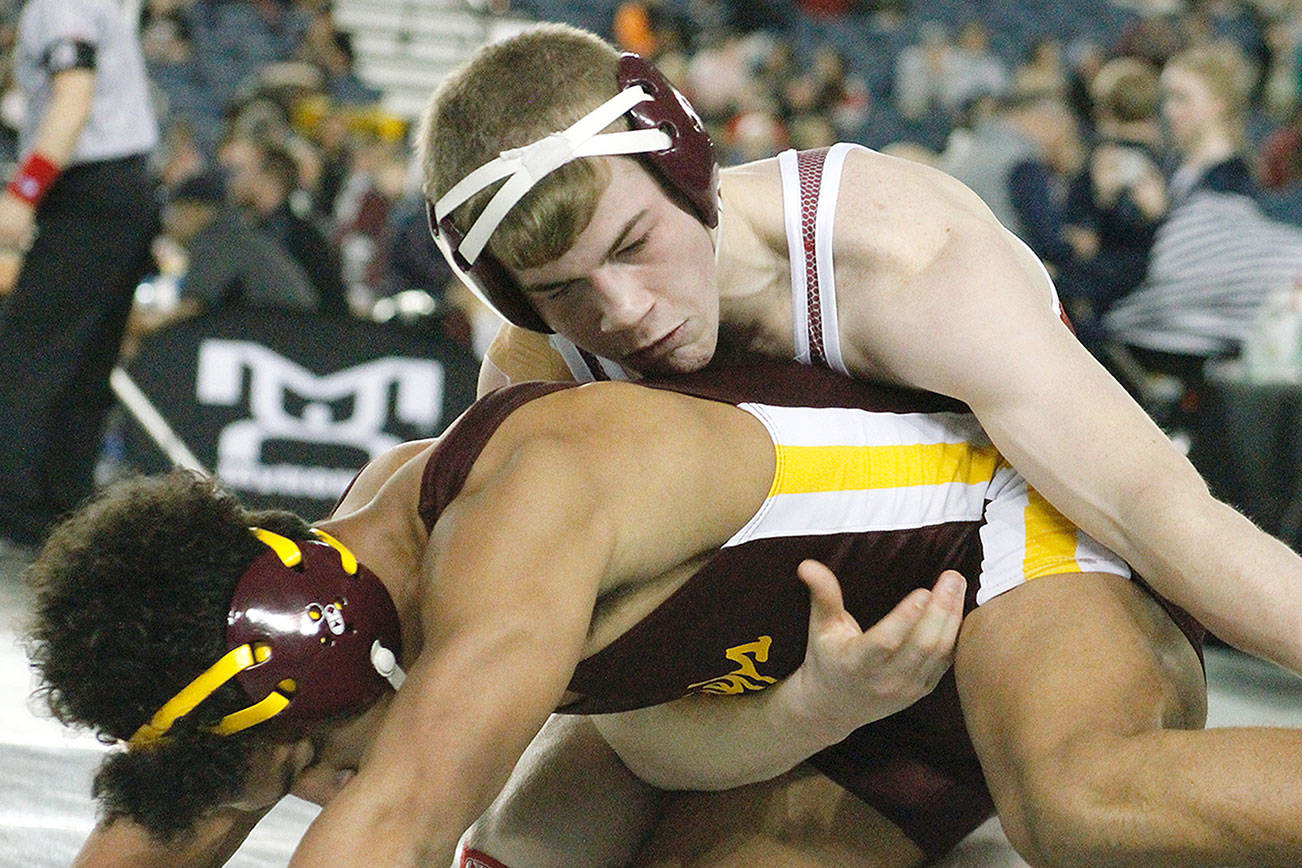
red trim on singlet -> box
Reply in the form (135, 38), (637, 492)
(460, 848), (512, 868)
(797, 148), (830, 368)
(577, 346), (611, 381)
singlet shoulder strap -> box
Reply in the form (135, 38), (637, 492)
(548, 334), (632, 382)
(778, 143), (859, 375)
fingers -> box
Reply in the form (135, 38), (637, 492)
(907, 570), (966, 653)
(860, 570), (965, 659)
(797, 559), (849, 631)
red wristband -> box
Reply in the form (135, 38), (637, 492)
(7, 152), (60, 206)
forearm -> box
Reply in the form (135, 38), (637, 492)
(593, 680), (840, 791)
(24, 69), (95, 167)
(73, 810), (262, 868)
(1117, 474), (1302, 672)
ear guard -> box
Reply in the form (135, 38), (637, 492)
(428, 51), (718, 333)
(128, 528), (404, 748)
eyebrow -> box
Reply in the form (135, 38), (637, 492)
(526, 210), (647, 296)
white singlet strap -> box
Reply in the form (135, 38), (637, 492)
(434, 86), (673, 265)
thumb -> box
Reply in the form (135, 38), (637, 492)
(797, 559), (847, 630)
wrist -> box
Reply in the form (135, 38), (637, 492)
(773, 669), (856, 749)
(7, 152), (60, 207)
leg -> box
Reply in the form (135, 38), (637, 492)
(459, 714), (666, 867)
(957, 571), (1302, 866)
(634, 765), (925, 868)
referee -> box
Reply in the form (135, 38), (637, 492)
(0, 0), (159, 547)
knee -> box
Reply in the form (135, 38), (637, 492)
(994, 752), (1122, 868)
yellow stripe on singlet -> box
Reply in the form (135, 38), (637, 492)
(770, 441), (1002, 496)
(1023, 487), (1081, 578)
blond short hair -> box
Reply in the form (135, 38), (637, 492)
(1091, 57), (1161, 123)
(418, 23), (624, 270)
(1165, 43), (1253, 121)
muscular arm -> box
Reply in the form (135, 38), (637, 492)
(595, 563), (965, 791)
(287, 385), (772, 867)
(73, 809), (265, 868)
(834, 147), (1302, 673)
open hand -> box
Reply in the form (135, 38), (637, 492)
(784, 559), (966, 744)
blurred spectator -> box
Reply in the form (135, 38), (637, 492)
(1104, 44), (1302, 390)
(296, 8), (381, 106)
(684, 32), (759, 125)
(1162, 42), (1259, 202)
(226, 138), (349, 315)
(723, 106), (788, 163)
(188, 0), (311, 113)
(1188, 0), (1268, 87)
(1116, 0), (1189, 66)
(783, 46), (870, 141)
(895, 21), (956, 121)
(383, 189), (453, 300)
(148, 169), (316, 327)
(939, 90), (1082, 267)
(1064, 37), (1107, 136)
(139, 1), (220, 150)
(895, 20), (1008, 123)
(953, 21), (1011, 105)
(332, 133), (409, 310)
(1060, 57), (1169, 351)
(155, 116), (208, 188)
(1013, 37), (1069, 99)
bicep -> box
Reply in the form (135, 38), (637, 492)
(844, 215), (1199, 555)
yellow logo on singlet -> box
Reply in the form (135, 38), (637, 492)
(687, 636), (778, 695)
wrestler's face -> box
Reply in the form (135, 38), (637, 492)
(228, 696), (390, 814)
(513, 158), (720, 375)
(1162, 65), (1225, 152)
(286, 698), (390, 807)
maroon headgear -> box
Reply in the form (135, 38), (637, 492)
(428, 52), (718, 333)
(127, 528), (405, 748)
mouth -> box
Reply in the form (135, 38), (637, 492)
(624, 322), (685, 371)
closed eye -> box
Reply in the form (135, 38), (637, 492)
(617, 234), (649, 258)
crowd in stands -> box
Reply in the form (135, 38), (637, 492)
(590, 0), (1302, 420)
(3, 0), (1302, 414)
(2, 0), (465, 355)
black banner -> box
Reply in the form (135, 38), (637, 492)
(121, 309), (479, 519)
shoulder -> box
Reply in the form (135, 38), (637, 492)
(833, 145), (1004, 275)
(480, 322), (575, 392)
(467, 380), (752, 491)
(333, 438), (438, 516)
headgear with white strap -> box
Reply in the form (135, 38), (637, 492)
(428, 52), (718, 333)
(127, 527), (405, 748)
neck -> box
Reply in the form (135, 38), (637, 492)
(713, 179), (794, 359)
(1184, 129), (1238, 171)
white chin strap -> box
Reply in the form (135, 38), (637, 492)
(434, 85), (673, 266)
(370, 640), (406, 691)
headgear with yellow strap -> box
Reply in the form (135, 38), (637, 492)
(128, 527), (405, 748)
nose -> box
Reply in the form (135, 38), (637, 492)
(591, 267), (654, 334)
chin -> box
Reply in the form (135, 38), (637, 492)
(650, 344), (715, 376)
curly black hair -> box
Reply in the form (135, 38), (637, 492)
(25, 469), (312, 840)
